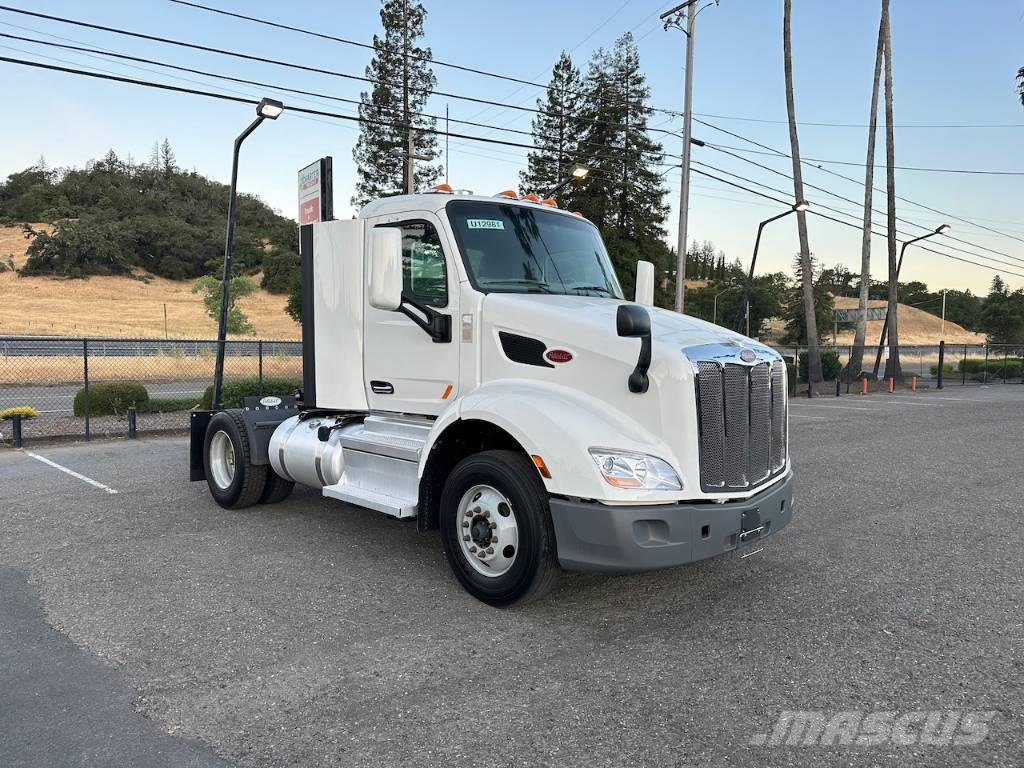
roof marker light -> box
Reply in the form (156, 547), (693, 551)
(430, 183), (454, 193)
(522, 193), (541, 203)
(496, 189), (519, 199)
(572, 211), (584, 217)
(540, 197), (558, 208)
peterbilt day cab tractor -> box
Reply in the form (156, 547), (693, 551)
(190, 186), (794, 606)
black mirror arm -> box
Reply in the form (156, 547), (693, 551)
(628, 335), (651, 393)
(399, 296), (452, 343)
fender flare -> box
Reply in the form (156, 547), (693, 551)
(419, 379), (681, 502)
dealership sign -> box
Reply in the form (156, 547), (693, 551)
(298, 157), (333, 224)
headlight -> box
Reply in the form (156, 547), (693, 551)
(588, 449), (682, 491)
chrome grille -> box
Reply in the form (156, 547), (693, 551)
(694, 356), (788, 492)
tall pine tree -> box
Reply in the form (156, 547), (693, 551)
(519, 52), (585, 203)
(572, 34), (671, 302)
(352, 0), (441, 207)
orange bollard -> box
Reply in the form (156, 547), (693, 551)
(887, 377), (894, 393)
(911, 375), (917, 391)
(860, 377), (868, 395)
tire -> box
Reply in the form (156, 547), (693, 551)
(440, 450), (559, 607)
(203, 410), (267, 510)
(259, 469), (294, 505)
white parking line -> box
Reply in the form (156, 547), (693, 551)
(24, 451), (119, 495)
(791, 414), (829, 420)
(790, 403), (875, 412)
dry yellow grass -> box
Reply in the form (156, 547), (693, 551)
(0, 225), (300, 339)
(831, 296), (983, 345)
(0, 352), (302, 385)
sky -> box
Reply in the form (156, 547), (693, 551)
(1, 0), (1023, 296)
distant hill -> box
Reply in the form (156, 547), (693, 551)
(0, 150), (298, 286)
(0, 225), (298, 339)
(831, 297), (983, 345)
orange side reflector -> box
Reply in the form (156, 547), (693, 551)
(531, 454), (552, 479)
(441, 384), (453, 399)
(432, 183), (454, 193)
(497, 189), (519, 199)
(522, 193), (541, 202)
(540, 197), (558, 208)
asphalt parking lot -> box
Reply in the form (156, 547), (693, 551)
(1, 387), (1022, 767)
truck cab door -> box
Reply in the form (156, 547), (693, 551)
(363, 213), (459, 415)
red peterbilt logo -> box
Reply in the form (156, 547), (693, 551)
(739, 348), (757, 363)
(545, 349), (573, 364)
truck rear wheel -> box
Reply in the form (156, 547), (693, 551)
(203, 410), (267, 510)
(440, 450), (559, 606)
(259, 470), (294, 505)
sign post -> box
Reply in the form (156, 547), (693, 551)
(298, 157), (333, 225)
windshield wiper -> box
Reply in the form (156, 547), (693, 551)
(569, 285), (613, 296)
(481, 279), (553, 293)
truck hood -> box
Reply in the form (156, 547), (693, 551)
(482, 293), (758, 349)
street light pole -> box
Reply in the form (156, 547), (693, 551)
(736, 201), (810, 336)
(212, 97), (283, 410)
(713, 285), (740, 326)
(872, 223), (949, 377)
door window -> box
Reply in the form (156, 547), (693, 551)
(379, 220), (448, 308)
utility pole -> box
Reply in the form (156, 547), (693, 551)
(445, 104), (450, 186)
(662, 0), (715, 314)
(940, 289), (946, 338)
(401, 0), (411, 194)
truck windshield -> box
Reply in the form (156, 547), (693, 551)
(447, 201), (624, 298)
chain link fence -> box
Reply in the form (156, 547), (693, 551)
(0, 336), (301, 446)
(776, 342), (1024, 394)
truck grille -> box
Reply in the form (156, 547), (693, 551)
(694, 358), (788, 492)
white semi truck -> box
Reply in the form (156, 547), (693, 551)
(190, 187), (794, 606)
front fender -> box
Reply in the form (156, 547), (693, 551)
(420, 379), (686, 503)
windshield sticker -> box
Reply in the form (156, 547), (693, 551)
(466, 218), (505, 231)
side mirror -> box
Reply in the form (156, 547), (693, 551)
(634, 260), (655, 306)
(617, 304), (651, 337)
(617, 304), (652, 394)
(367, 227), (403, 311)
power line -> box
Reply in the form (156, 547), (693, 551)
(688, 167), (1024, 279)
(693, 117), (1024, 247)
(704, 142), (1024, 177)
(691, 111), (1024, 130)
(4, 47), (1020, 283)
(0, 4), (686, 144)
(0, 28), (696, 173)
(701, 142), (1024, 267)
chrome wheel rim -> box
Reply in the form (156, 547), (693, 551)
(456, 484), (519, 578)
(209, 430), (235, 490)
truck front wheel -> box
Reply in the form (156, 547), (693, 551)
(440, 450), (559, 606)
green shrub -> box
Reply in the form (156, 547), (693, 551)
(956, 357), (1021, 380)
(73, 381), (149, 416)
(139, 397), (200, 413)
(798, 350), (841, 382)
(929, 364), (957, 377)
(199, 376), (301, 410)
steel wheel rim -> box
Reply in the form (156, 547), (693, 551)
(456, 484), (519, 578)
(209, 430), (235, 489)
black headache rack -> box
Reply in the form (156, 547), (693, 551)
(189, 394), (301, 482)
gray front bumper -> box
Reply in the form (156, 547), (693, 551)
(549, 472), (794, 573)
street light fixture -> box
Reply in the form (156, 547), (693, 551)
(544, 162), (590, 198)
(712, 284), (742, 325)
(872, 223), (951, 377)
(212, 97), (285, 410)
(257, 97), (284, 119)
(736, 201), (811, 336)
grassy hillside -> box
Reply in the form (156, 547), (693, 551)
(0, 226), (298, 339)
